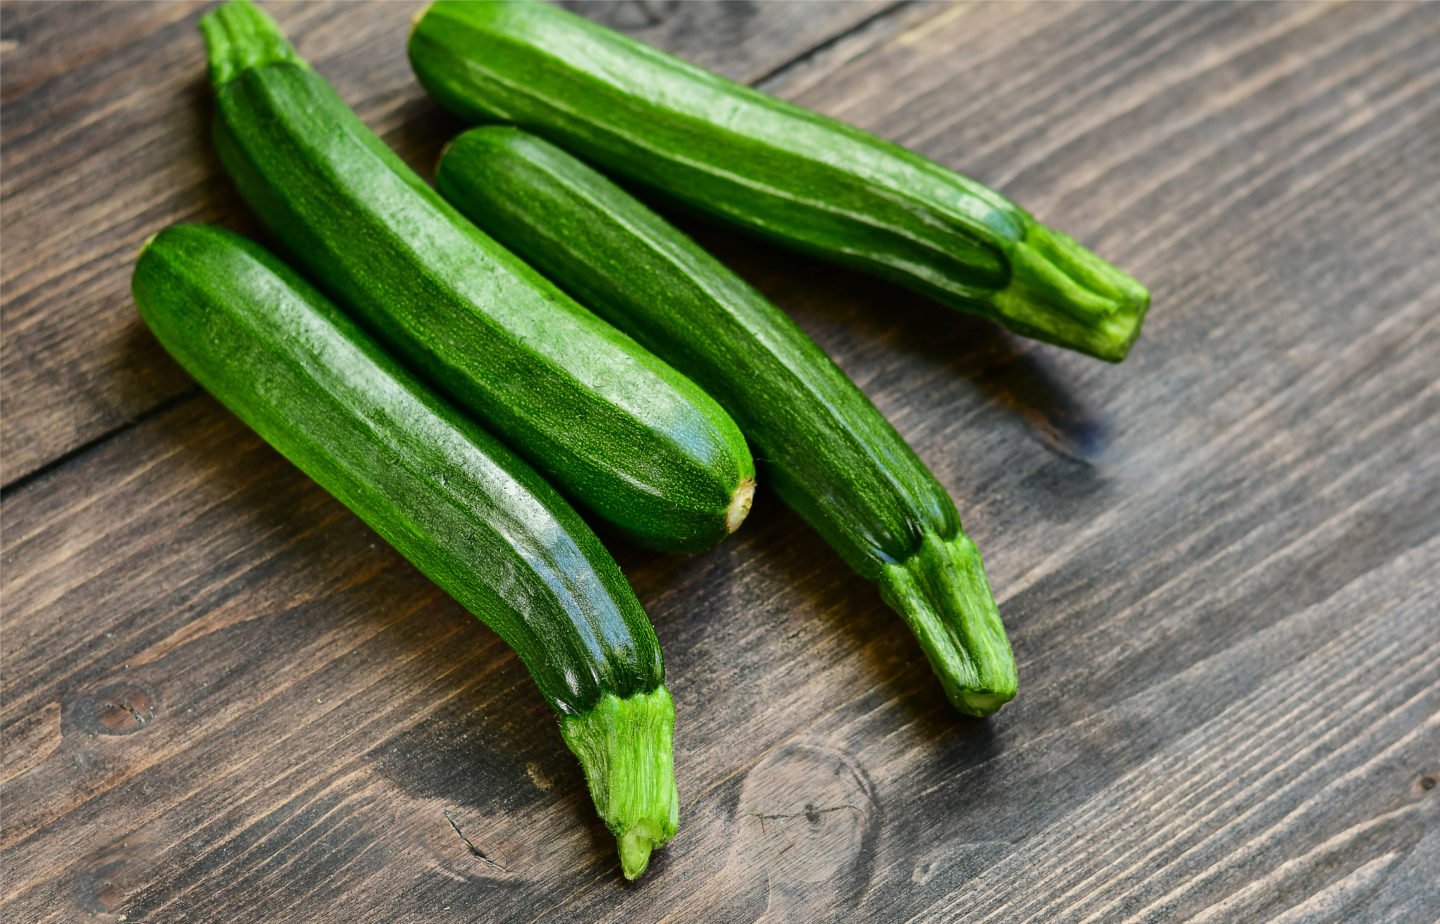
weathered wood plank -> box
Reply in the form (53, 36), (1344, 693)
(3, 1), (1439, 921)
(0, 0), (897, 486)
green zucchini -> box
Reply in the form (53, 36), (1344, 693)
(437, 127), (1016, 716)
(132, 223), (677, 879)
(200, 0), (754, 553)
(409, 0), (1150, 363)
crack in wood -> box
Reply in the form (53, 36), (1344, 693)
(106, 701), (149, 728)
(442, 809), (504, 871)
(748, 802), (864, 834)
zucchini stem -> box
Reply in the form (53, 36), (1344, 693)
(878, 531), (1017, 717)
(994, 220), (1151, 362)
(200, 0), (302, 86)
(560, 686), (679, 879)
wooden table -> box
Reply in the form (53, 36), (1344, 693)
(4, 2), (1437, 920)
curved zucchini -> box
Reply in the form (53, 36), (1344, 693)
(200, 0), (754, 553)
(132, 224), (677, 879)
(437, 128), (1015, 716)
(409, 0), (1149, 362)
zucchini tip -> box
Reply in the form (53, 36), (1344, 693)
(878, 530), (1017, 717)
(726, 478), (756, 534)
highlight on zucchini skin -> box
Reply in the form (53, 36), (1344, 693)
(408, 0), (1150, 363)
(200, 0), (754, 555)
(436, 127), (1016, 715)
(132, 224), (677, 879)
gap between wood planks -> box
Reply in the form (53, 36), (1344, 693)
(0, 0), (917, 501)
(0, 385), (201, 501)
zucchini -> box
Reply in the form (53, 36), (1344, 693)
(132, 224), (677, 879)
(200, 0), (754, 553)
(437, 128), (1016, 716)
(409, 0), (1150, 363)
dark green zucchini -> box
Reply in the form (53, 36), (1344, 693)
(409, 0), (1149, 362)
(200, 0), (754, 554)
(437, 128), (1015, 716)
(132, 224), (677, 879)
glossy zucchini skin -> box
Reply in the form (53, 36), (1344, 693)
(437, 128), (1015, 716)
(201, 0), (754, 554)
(409, 0), (1149, 362)
(132, 224), (676, 878)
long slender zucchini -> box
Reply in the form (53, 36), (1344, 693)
(437, 128), (1016, 716)
(200, 0), (754, 553)
(409, 0), (1150, 363)
(132, 224), (677, 879)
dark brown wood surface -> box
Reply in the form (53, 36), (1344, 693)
(3, 2), (1437, 921)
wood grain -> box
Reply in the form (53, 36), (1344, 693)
(0, 0), (895, 486)
(3, 1), (1439, 922)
